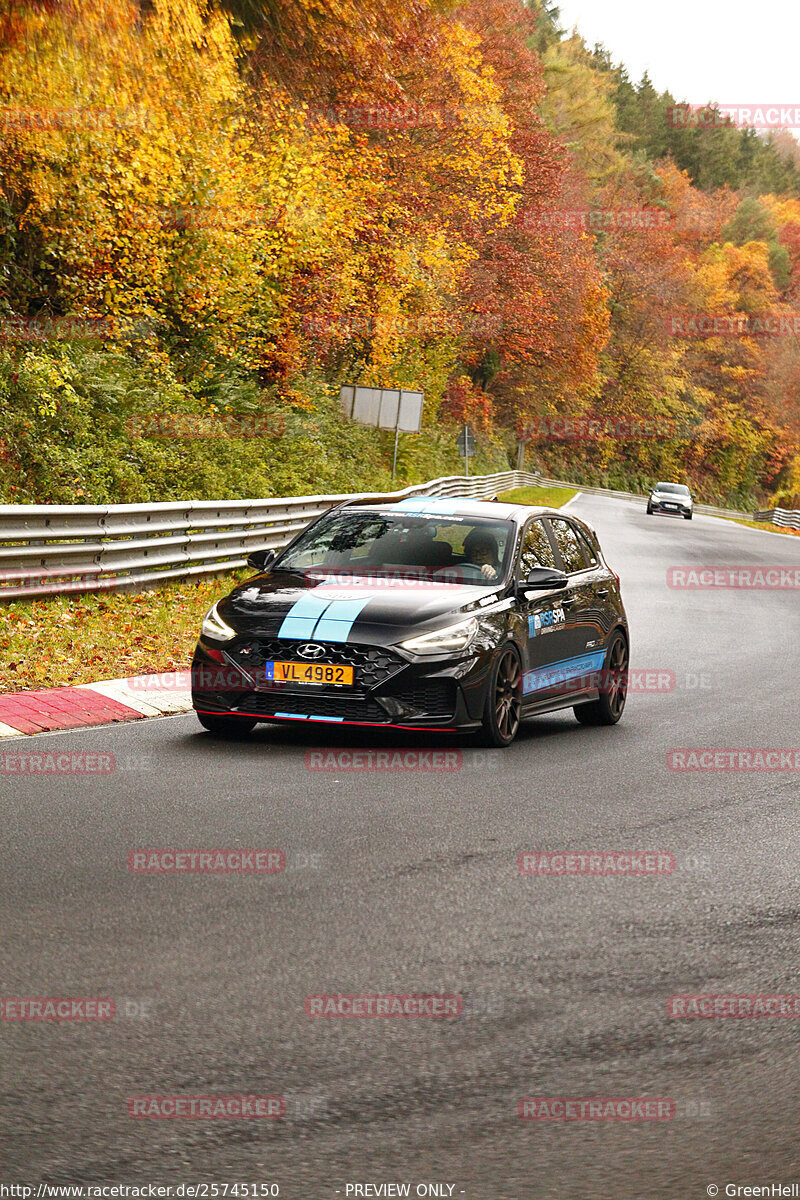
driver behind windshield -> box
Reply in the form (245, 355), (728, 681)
(462, 530), (500, 580)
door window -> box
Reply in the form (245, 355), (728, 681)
(548, 518), (589, 574)
(519, 520), (556, 576)
(573, 527), (599, 568)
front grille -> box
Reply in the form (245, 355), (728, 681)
(227, 639), (405, 691)
(235, 691), (388, 722)
(205, 679), (456, 723)
(200, 641), (457, 722)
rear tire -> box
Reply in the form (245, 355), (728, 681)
(196, 711), (257, 736)
(481, 645), (522, 747)
(574, 633), (628, 727)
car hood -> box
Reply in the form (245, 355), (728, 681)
(218, 569), (503, 642)
(653, 491), (691, 501)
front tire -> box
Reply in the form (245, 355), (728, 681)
(481, 645), (522, 747)
(684, 512), (693, 520)
(646, 503), (653, 514)
(574, 632), (628, 727)
(196, 711), (257, 736)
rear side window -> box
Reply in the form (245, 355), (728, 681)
(574, 527), (599, 568)
(519, 520), (556, 575)
(548, 518), (588, 574)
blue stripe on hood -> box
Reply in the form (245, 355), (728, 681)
(312, 597), (373, 642)
(277, 595), (374, 643)
(277, 594), (331, 639)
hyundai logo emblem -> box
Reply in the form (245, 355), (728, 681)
(297, 643), (327, 660)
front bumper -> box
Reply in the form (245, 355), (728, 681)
(650, 499), (692, 516)
(191, 636), (490, 730)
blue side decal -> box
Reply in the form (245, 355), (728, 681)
(522, 650), (606, 696)
(312, 597), (373, 642)
(528, 608), (566, 637)
(277, 594), (331, 640)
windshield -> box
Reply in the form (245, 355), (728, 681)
(276, 510), (515, 585)
(655, 483), (690, 495)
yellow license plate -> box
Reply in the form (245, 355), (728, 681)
(266, 660), (354, 686)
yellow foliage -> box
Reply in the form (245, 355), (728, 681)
(0, 0), (522, 389)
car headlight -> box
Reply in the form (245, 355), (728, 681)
(400, 617), (478, 655)
(201, 601), (237, 643)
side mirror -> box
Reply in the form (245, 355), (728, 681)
(247, 548), (277, 572)
(522, 566), (568, 591)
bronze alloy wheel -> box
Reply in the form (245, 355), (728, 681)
(483, 646), (522, 747)
(574, 632), (628, 726)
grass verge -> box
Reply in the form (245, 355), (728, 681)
(0, 571), (248, 694)
(722, 517), (800, 537)
(496, 485), (578, 508)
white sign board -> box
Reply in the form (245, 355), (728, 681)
(352, 386), (381, 425)
(339, 385), (424, 433)
(377, 389), (400, 430)
(397, 390), (424, 432)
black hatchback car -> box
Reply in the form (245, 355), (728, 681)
(192, 497), (629, 746)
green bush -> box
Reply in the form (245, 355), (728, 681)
(0, 344), (511, 504)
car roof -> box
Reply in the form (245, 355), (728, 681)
(341, 496), (572, 525)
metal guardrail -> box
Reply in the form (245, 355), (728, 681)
(534, 475), (752, 520)
(753, 507), (800, 530)
(0, 470), (537, 600)
(0, 470), (765, 601)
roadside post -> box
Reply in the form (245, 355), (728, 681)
(456, 424), (475, 476)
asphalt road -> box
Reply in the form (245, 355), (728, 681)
(2, 494), (800, 1198)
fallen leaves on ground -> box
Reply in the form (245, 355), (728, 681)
(0, 571), (248, 693)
